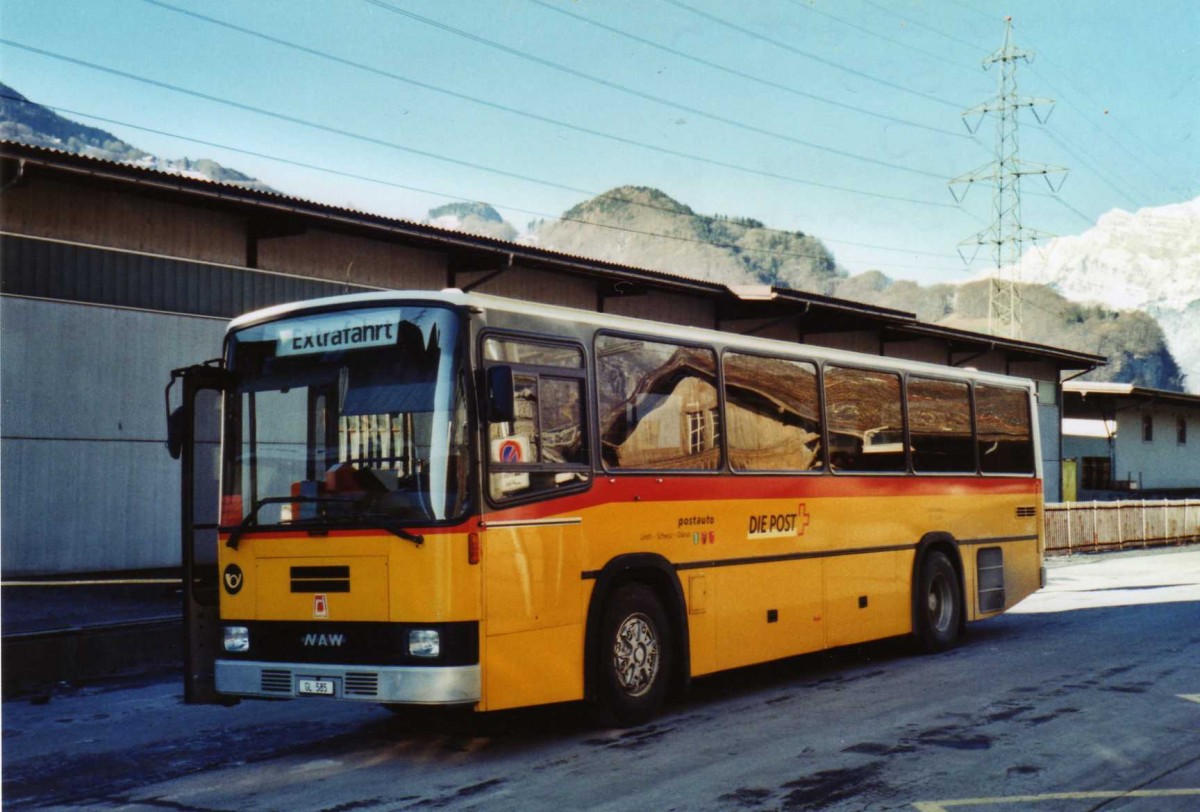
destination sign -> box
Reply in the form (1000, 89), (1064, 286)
(276, 311), (402, 357)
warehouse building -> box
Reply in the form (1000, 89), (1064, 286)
(0, 141), (1102, 575)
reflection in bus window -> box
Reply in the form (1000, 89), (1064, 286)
(724, 353), (822, 472)
(975, 384), (1034, 474)
(483, 337), (583, 368)
(597, 336), (720, 471)
(908, 377), (974, 473)
(824, 366), (905, 473)
(485, 338), (589, 501)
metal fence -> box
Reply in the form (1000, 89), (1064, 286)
(1044, 500), (1200, 555)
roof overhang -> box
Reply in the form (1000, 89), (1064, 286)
(1, 140), (1105, 374)
(1063, 381), (1200, 418)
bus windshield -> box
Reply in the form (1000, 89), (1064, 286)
(221, 305), (470, 530)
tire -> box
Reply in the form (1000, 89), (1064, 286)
(593, 583), (672, 727)
(914, 551), (962, 653)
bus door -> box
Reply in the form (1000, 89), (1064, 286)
(167, 362), (233, 705)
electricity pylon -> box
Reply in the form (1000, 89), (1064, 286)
(950, 16), (1067, 339)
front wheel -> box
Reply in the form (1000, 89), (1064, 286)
(594, 584), (671, 727)
(914, 551), (962, 653)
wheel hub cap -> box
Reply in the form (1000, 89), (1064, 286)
(613, 613), (660, 697)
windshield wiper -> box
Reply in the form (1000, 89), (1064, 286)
(225, 496), (424, 549)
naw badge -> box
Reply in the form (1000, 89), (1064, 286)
(313, 594), (329, 619)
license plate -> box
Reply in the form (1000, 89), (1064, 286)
(298, 678), (335, 697)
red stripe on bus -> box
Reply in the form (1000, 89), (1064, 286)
(483, 474), (1040, 523)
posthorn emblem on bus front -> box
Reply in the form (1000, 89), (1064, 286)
(222, 564), (243, 595)
(313, 594), (329, 618)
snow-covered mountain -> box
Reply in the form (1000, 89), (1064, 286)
(1010, 198), (1200, 393)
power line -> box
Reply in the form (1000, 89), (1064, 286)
(0, 92), (972, 276)
(358, 0), (953, 179)
(1025, 59), (1193, 202)
(783, 0), (979, 73)
(1040, 128), (1144, 208)
(526, 0), (974, 141)
(661, 0), (966, 110)
(855, 0), (991, 56)
(141, 0), (957, 191)
(1, 39), (969, 225)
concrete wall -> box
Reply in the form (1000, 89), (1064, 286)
(1, 296), (225, 575)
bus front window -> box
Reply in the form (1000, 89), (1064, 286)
(221, 306), (469, 529)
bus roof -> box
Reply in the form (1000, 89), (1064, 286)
(226, 289), (1038, 391)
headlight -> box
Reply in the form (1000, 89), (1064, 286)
(223, 626), (250, 653)
(408, 629), (440, 658)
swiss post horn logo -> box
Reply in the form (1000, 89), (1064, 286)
(223, 564), (244, 595)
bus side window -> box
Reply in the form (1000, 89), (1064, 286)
(483, 337), (590, 502)
(824, 366), (905, 473)
(908, 377), (974, 473)
(596, 336), (720, 471)
(975, 384), (1034, 474)
(724, 353), (822, 472)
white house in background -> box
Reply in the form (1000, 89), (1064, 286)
(1062, 381), (1200, 499)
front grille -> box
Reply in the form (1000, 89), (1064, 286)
(1016, 505), (1038, 518)
(345, 672), (380, 697)
(290, 565), (350, 593)
(261, 669), (293, 693)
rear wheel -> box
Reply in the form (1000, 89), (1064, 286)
(594, 584), (671, 727)
(914, 551), (962, 653)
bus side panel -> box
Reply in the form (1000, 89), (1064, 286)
(684, 571), (717, 676)
(482, 523), (585, 710)
(714, 559), (824, 671)
(824, 550), (910, 648)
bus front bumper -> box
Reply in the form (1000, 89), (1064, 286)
(215, 659), (481, 704)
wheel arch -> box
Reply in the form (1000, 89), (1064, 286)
(584, 553), (691, 701)
(911, 532), (967, 635)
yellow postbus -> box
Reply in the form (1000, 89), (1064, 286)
(169, 289), (1044, 725)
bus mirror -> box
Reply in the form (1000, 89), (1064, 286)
(167, 406), (185, 460)
(486, 366), (516, 423)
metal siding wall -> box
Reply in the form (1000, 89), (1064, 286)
(1, 296), (227, 575)
(802, 330), (879, 355)
(602, 291), (715, 328)
(0, 175), (247, 266)
(1, 235), (359, 317)
(883, 338), (946, 363)
(461, 266), (597, 311)
(1039, 402), (1062, 502)
(257, 228), (447, 290)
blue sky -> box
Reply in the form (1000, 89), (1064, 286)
(1, 0), (1195, 285)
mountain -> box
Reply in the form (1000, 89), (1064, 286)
(841, 276), (1185, 390)
(528, 186), (842, 292)
(1003, 199), (1200, 393)
(431, 187), (1184, 392)
(427, 202), (517, 241)
(0, 81), (277, 192)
